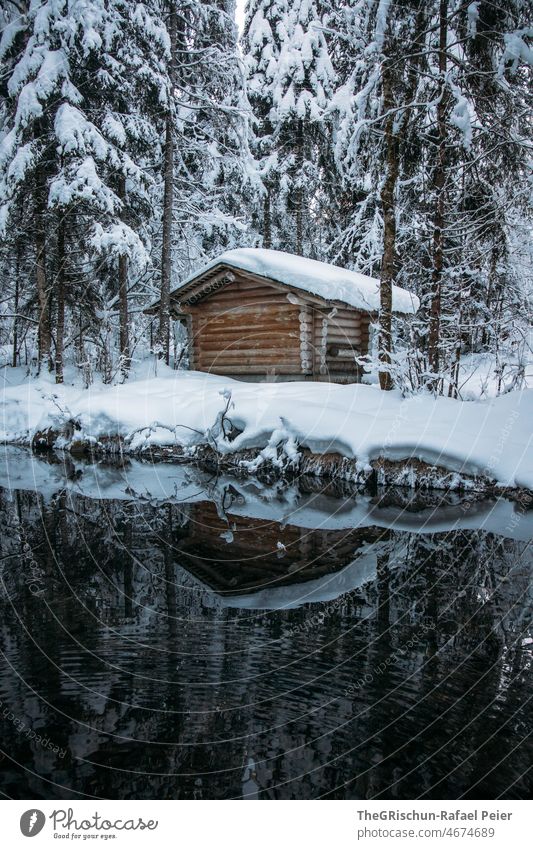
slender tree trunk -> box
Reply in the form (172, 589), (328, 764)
(118, 251), (130, 374)
(55, 214), (65, 384)
(428, 0), (448, 383)
(448, 284), (462, 398)
(117, 176), (130, 376)
(263, 188), (272, 249)
(294, 119), (304, 256)
(378, 60), (398, 392)
(159, 0), (177, 366)
(34, 157), (51, 371)
(12, 241), (21, 368)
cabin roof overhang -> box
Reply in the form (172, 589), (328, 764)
(146, 261), (377, 316)
(144, 249), (420, 316)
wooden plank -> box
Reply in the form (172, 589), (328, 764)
(227, 267), (327, 306)
(196, 343), (300, 357)
(195, 316), (300, 330)
(196, 326), (300, 338)
(196, 327), (300, 339)
(328, 346), (359, 358)
(327, 325), (363, 336)
(196, 342), (301, 356)
(197, 347), (301, 359)
(197, 350), (300, 370)
(327, 324), (364, 334)
(199, 283), (288, 299)
(189, 300), (298, 315)
(186, 315), (194, 369)
(218, 277), (281, 291)
(179, 268), (236, 305)
(192, 319), (297, 333)
(327, 317), (363, 329)
(195, 307), (300, 327)
(196, 297), (289, 311)
(328, 333), (363, 345)
(197, 361), (303, 372)
(328, 326), (363, 337)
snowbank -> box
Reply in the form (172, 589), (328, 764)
(1, 362), (532, 492)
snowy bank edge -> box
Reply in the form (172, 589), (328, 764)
(1, 371), (531, 499)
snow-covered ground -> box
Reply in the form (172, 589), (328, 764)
(454, 351), (533, 400)
(1, 359), (532, 491)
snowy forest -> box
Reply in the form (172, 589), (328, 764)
(1, 0), (533, 807)
(0, 0), (532, 395)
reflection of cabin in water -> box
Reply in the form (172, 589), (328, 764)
(172, 499), (390, 604)
(147, 248), (419, 383)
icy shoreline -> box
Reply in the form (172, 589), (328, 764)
(1, 364), (532, 499)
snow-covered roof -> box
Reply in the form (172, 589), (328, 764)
(170, 248), (420, 314)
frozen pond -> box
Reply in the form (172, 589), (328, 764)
(0, 447), (531, 799)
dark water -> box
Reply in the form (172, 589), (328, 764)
(0, 447), (531, 800)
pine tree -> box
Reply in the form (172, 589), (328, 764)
(242, 0), (285, 248)
(0, 0), (168, 378)
(156, 0), (250, 362)
(243, 0), (335, 255)
(329, 1), (426, 389)
(329, 0), (532, 393)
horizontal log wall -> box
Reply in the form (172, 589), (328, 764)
(188, 279), (302, 375)
(313, 307), (370, 377)
(177, 270), (371, 382)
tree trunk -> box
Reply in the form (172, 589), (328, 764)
(428, 0), (448, 383)
(12, 241), (21, 368)
(118, 250), (130, 375)
(294, 119), (304, 256)
(378, 59), (398, 392)
(263, 188), (272, 249)
(117, 176), (130, 376)
(159, 0), (177, 366)
(34, 158), (51, 371)
(55, 214), (65, 384)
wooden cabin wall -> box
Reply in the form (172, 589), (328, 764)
(313, 307), (370, 379)
(173, 269), (373, 382)
(174, 501), (388, 595)
(186, 277), (303, 376)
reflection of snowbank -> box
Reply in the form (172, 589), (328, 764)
(1, 364), (532, 491)
(216, 547), (381, 610)
(1, 446), (531, 542)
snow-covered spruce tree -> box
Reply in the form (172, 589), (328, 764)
(393, 0), (533, 395)
(0, 0), (168, 380)
(0, 0), (63, 370)
(242, 0), (286, 249)
(329, 0), (427, 390)
(425, 0), (533, 395)
(156, 0), (250, 363)
(95, 1), (168, 378)
(329, 0), (532, 395)
(243, 0), (335, 256)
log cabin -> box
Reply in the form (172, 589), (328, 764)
(172, 497), (389, 606)
(147, 248), (419, 383)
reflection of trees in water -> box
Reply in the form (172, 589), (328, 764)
(0, 487), (530, 800)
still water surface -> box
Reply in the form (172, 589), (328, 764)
(0, 447), (531, 799)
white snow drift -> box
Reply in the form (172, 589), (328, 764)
(1, 362), (531, 491)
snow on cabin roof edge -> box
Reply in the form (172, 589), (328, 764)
(164, 248), (420, 315)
